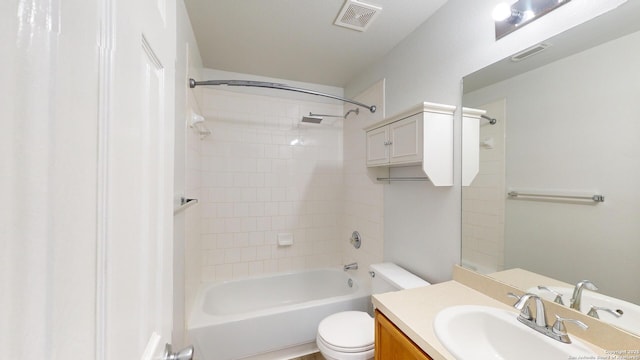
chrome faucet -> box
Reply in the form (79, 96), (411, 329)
(343, 262), (358, 271)
(514, 293), (548, 328)
(511, 292), (588, 344)
(570, 280), (598, 311)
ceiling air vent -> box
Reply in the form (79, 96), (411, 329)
(511, 43), (551, 62)
(334, 0), (382, 32)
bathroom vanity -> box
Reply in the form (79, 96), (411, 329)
(374, 310), (432, 360)
(372, 266), (640, 360)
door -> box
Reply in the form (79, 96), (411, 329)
(366, 126), (390, 166)
(101, 0), (178, 358)
(389, 114), (423, 165)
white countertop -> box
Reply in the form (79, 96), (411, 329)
(372, 280), (604, 359)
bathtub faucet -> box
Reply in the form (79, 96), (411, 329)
(343, 262), (358, 271)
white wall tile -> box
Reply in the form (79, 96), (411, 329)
(340, 81), (385, 281)
(198, 89), (345, 279)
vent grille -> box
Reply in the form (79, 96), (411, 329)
(334, 0), (382, 32)
(511, 43), (550, 62)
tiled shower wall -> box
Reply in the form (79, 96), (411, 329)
(461, 99), (506, 273)
(197, 88), (345, 281)
(340, 80), (385, 279)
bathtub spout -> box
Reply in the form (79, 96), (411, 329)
(343, 262), (358, 271)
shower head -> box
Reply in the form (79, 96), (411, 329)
(344, 108), (359, 118)
(304, 108), (359, 124)
(301, 116), (323, 124)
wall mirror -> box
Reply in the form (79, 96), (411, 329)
(461, 1), (640, 335)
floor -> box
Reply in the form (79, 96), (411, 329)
(290, 353), (326, 360)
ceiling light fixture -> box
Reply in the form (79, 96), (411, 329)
(493, 0), (572, 40)
(492, 2), (519, 22)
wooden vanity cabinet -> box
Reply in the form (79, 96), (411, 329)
(374, 310), (433, 360)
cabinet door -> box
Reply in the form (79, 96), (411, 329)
(366, 126), (390, 166)
(389, 114), (423, 165)
(375, 310), (433, 360)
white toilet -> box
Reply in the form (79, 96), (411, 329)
(316, 263), (430, 360)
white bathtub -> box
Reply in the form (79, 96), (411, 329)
(189, 268), (371, 360)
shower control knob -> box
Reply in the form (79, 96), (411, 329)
(350, 231), (361, 249)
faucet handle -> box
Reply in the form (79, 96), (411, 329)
(537, 286), (565, 305)
(587, 305), (623, 319)
(507, 293), (532, 320)
(551, 315), (588, 343)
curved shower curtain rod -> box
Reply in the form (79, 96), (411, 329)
(189, 78), (377, 113)
(480, 114), (497, 125)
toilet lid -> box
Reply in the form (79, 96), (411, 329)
(317, 311), (374, 352)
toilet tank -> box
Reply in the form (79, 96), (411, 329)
(369, 263), (430, 294)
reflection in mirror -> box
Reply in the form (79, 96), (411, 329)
(461, 1), (640, 334)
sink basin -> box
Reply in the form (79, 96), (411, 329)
(434, 305), (596, 360)
(528, 286), (640, 335)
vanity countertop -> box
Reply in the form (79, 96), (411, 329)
(489, 267), (573, 289)
(372, 279), (605, 360)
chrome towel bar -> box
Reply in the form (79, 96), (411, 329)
(507, 191), (604, 203)
(377, 177), (430, 182)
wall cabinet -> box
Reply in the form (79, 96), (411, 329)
(375, 310), (433, 360)
(364, 102), (456, 186)
(366, 114), (423, 166)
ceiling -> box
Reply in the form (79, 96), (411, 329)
(184, 0), (449, 87)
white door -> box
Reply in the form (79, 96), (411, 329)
(366, 126), (390, 166)
(100, 0), (178, 359)
(389, 114), (423, 165)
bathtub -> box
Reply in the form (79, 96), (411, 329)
(189, 268), (371, 360)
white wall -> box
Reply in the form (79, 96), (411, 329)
(344, 0), (627, 283)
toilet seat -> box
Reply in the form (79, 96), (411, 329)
(316, 311), (374, 360)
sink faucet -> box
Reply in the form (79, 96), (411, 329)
(570, 280), (598, 311)
(511, 292), (588, 344)
(343, 262), (358, 271)
(514, 293), (548, 327)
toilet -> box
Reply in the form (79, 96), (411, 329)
(316, 263), (430, 360)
